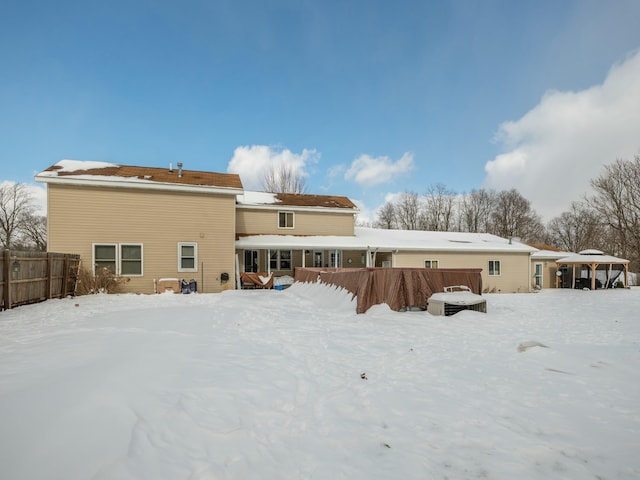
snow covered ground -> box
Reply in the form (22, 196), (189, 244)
(1, 284), (639, 479)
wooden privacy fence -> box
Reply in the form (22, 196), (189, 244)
(0, 250), (80, 310)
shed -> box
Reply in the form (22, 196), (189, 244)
(555, 250), (630, 289)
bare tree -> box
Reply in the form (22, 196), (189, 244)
(490, 189), (544, 242)
(262, 162), (306, 194)
(459, 189), (496, 233)
(0, 182), (36, 249)
(19, 214), (47, 251)
(395, 191), (423, 230)
(546, 202), (605, 253)
(586, 155), (640, 270)
(422, 183), (456, 231)
(374, 201), (397, 229)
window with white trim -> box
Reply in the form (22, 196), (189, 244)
(94, 244), (117, 274)
(178, 242), (198, 272)
(93, 243), (143, 276)
(424, 259), (439, 269)
(329, 250), (342, 268)
(278, 211), (294, 229)
(120, 244), (143, 275)
(488, 260), (501, 276)
(270, 250), (291, 270)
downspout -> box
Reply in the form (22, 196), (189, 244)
(528, 252), (532, 292)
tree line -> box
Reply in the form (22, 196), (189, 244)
(2, 155), (638, 271)
(366, 155), (640, 271)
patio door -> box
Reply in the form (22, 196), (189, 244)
(244, 250), (258, 272)
(534, 263), (543, 289)
(329, 250), (342, 268)
(313, 250), (323, 267)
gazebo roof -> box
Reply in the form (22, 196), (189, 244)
(556, 253), (630, 265)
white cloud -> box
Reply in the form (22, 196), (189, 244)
(484, 49), (640, 220)
(349, 198), (374, 225)
(227, 145), (320, 190)
(344, 152), (414, 187)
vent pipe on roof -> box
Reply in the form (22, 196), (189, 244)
(177, 162), (183, 178)
(169, 162), (173, 173)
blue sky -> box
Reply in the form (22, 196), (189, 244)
(2, 0), (639, 221)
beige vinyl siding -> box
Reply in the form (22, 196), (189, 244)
(537, 259), (563, 289)
(237, 208), (355, 236)
(47, 184), (236, 294)
(393, 250), (532, 293)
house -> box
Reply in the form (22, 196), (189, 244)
(36, 160), (538, 294)
(236, 227), (537, 293)
(36, 160), (243, 294)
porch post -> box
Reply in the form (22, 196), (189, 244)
(267, 249), (271, 275)
(624, 264), (629, 288)
(302, 249), (306, 268)
(572, 264), (576, 289)
(591, 263), (597, 290)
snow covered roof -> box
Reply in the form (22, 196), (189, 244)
(35, 160), (243, 194)
(237, 190), (357, 211)
(236, 227), (539, 253)
(556, 253), (630, 264)
(532, 249), (574, 260)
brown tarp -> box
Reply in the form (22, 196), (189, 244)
(240, 272), (274, 289)
(294, 267), (483, 314)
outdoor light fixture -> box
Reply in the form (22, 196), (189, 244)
(11, 258), (20, 273)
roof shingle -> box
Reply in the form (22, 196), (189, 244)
(41, 162), (243, 189)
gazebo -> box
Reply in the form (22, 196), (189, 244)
(555, 249), (630, 290)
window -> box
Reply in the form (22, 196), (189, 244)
(278, 211), (294, 229)
(244, 250), (258, 272)
(178, 242), (198, 272)
(270, 250), (291, 270)
(94, 244), (117, 274)
(488, 260), (501, 276)
(329, 250), (342, 268)
(424, 260), (439, 269)
(120, 244), (143, 275)
(93, 243), (143, 276)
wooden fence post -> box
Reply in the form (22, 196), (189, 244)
(46, 252), (53, 300)
(3, 250), (11, 310)
(61, 256), (69, 298)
